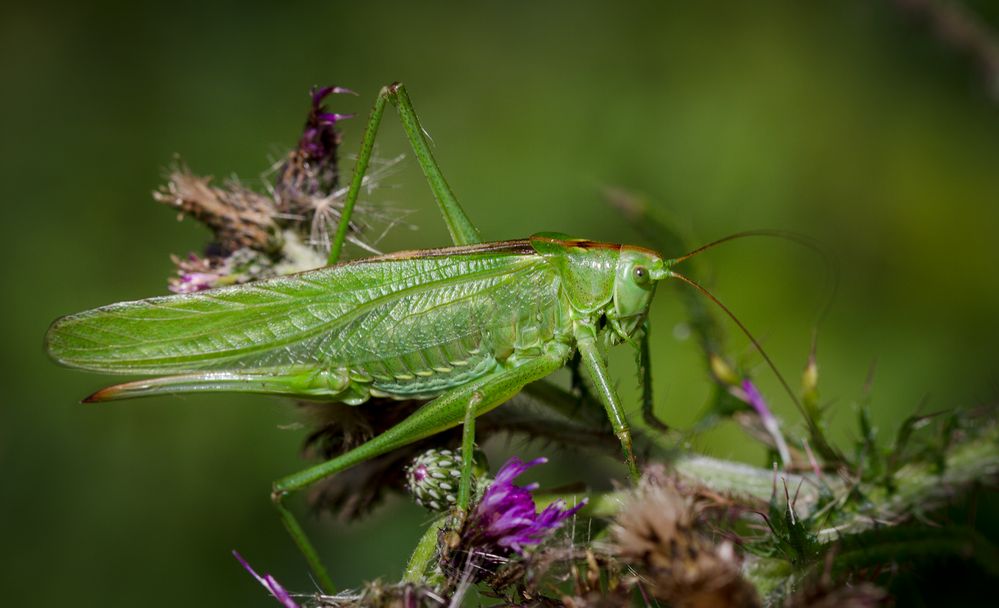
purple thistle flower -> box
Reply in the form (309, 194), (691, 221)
(168, 253), (222, 294)
(275, 85), (355, 208)
(465, 456), (586, 554)
(740, 379), (791, 467)
(233, 550), (300, 608)
(740, 379), (770, 420)
(170, 271), (220, 293)
(298, 85), (353, 163)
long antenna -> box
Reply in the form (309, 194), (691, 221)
(667, 269), (809, 421)
(668, 229), (813, 265)
(668, 228), (839, 349)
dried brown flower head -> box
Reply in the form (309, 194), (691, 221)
(313, 580), (445, 608)
(154, 167), (280, 254)
(611, 475), (760, 608)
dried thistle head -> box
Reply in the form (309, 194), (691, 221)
(155, 166), (288, 293)
(612, 480), (697, 568)
(347, 581), (444, 608)
(155, 84), (381, 295)
(313, 581), (445, 608)
(154, 167), (280, 254)
(611, 473), (760, 608)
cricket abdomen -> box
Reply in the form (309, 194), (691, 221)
(343, 270), (572, 402)
(361, 345), (499, 399)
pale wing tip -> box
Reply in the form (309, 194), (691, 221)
(44, 313), (143, 373)
(43, 316), (63, 360)
(44, 313), (84, 368)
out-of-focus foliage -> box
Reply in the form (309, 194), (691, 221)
(2, 1), (998, 606)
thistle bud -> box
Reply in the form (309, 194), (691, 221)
(802, 354), (820, 407)
(406, 449), (467, 511)
(709, 353), (740, 386)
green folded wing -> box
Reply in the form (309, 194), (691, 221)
(46, 242), (549, 375)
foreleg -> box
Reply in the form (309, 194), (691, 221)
(576, 332), (640, 482)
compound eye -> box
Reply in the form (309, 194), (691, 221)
(632, 265), (650, 285)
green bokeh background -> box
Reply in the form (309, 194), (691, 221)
(3, 1), (998, 605)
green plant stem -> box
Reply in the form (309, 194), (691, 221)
(819, 423), (999, 538)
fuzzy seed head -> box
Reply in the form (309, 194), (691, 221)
(154, 168), (279, 254)
(612, 479), (760, 608)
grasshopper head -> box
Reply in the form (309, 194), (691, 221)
(609, 246), (668, 340)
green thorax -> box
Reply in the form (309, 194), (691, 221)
(529, 233), (620, 314)
(529, 233), (662, 343)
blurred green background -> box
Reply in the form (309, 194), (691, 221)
(2, 1), (998, 605)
